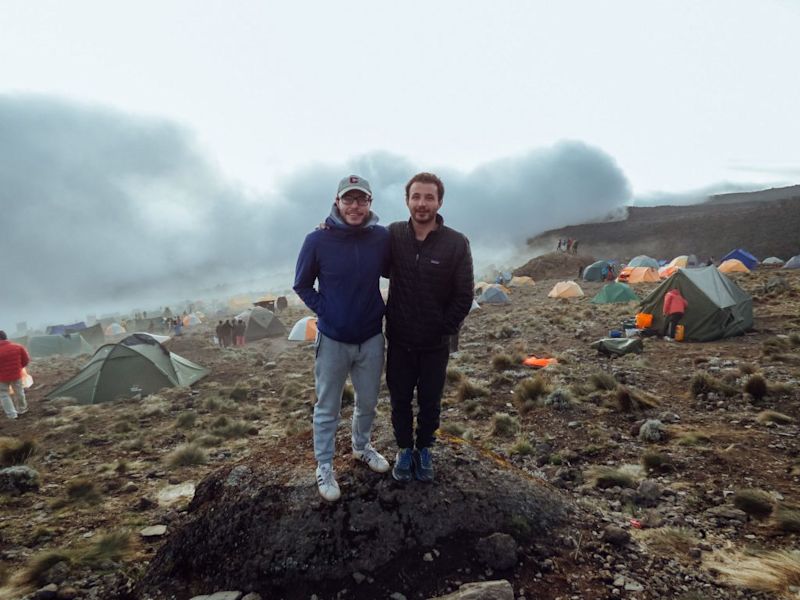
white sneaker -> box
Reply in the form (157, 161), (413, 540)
(353, 443), (390, 473)
(315, 463), (341, 502)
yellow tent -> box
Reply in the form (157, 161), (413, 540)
(668, 255), (689, 268)
(718, 259), (751, 274)
(617, 266), (660, 283)
(508, 276), (535, 287)
(547, 281), (584, 298)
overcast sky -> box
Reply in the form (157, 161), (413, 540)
(1, 0), (799, 328)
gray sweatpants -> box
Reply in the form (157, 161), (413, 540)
(313, 332), (384, 465)
(1, 379), (27, 419)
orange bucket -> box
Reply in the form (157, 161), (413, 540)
(675, 324), (685, 342)
(635, 313), (653, 328)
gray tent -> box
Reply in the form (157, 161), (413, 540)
(639, 266), (752, 342)
(18, 333), (94, 358)
(783, 255), (800, 269)
(235, 307), (287, 342)
(77, 323), (105, 347)
(628, 255), (660, 269)
(476, 286), (510, 305)
(46, 333), (209, 405)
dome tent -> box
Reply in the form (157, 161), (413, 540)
(46, 333), (209, 405)
(235, 307), (287, 342)
(591, 282), (639, 304)
(582, 260), (613, 282)
(477, 286), (511, 305)
(288, 316), (318, 342)
(548, 281), (584, 298)
(628, 255), (660, 269)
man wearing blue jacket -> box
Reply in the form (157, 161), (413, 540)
(294, 175), (391, 502)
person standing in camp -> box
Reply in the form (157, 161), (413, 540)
(0, 331), (30, 419)
(662, 288), (688, 341)
(221, 319), (233, 347)
(215, 321), (224, 347)
(572, 239), (579, 255)
(386, 172), (474, 483)
(236, 319), (246, 346)
(294, 174), (391, 502)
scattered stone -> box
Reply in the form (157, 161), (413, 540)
(427, 579), (514, 600)
(140, 525), (168, 538)
(34, 583), (59, 599)
(352, 572), (366, 584)
(42, 560), (70, 585)
(476, 533), (518, 570)
(423, 552), (434, 562)
(705, 506), (747, 522)
(602, 525), (630, 547)
(56, 587), (78, 600)
(624, 581), (644, 592)
(206, 593), (243, 600)
(390, 593), (407, 600)
(0, 465), (40, 495)
(120, 481), (139, 494)
(635, 480), (662, 506)
(241, 594), (262, 600)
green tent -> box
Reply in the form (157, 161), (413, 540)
(591, 337), (643, 356)
(19, 333), (94, 358)
(235, 307), (287, 342)
(77, 323), (105, 347)
(639, 266), (752, 342)
(591, 282), (639, 304)
(46, 333), (209, 405)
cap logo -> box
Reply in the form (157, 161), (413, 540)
(350, 176), (359, 183)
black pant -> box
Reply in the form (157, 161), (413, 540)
(386, 342), (450, 449)
(664, 313), (683, 338)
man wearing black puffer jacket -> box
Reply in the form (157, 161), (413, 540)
(386, 172), (474, 483)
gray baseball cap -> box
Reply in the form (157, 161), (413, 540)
(337, 174), (372, 198)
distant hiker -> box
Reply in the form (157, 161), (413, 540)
(662, 288), (688, 341)
(235, 319), (246, 346)
(386, 172), (473, 484)
(566, 238), (573, 252)
(294, 174), (391, 502)
(578, 266), (583, 279)
(276, 296), (288, 312)
(572, 240), (579, 254)
(173, 318), (183, 336)
(163, 306), (172, 318)
(221, 319), (233, 347)
(215, 321), (224, 346)
(0, 331), (30, 420)
(556, 239), (562, 251)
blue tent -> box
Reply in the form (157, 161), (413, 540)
(721, 248), (758, 270)
(46, 322), (87, 335)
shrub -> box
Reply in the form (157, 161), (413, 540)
(637, 526), (699, 556)
(756, 410), (794, 425)
(20, 551), (72, 585)
(491, 354), (516, 371)
(192, 434), (223, 448)
(229, 386), (249, 402)
(440, 422), (466, 437)
(446, 368), (464, 384)
(79, 531), (134, 564)
(739, 362), (757, 375)
(589, 371), (617, 391)
(66, 478), (102, 504)
(166, 444), (208, 468)
(733, 488), (774, 519)
(763, 337), (791, 356)
(175, 411), (197, 429)
(0, 437), (37, 466)
(212, 419), (256, 439)
(509, 440), (534, 456)
(463, 399), (482, 417)
(616, 386), (658, 412)
(638, 420), (666, 442)
(641, 451), (672, 473)
(774, 506), (800, 533)
(456, 380), (489, 402)
(790, 332), (800, 347)
(514, 376), (551, 404)
(744, 374), (768, 400)
(543, 388), (574, 411)
(690, 372), (736, 397)
(589, 467), (635, 489)
(491, 413), (519, 438)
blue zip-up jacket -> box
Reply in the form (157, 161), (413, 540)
(293, 205), (390, 345)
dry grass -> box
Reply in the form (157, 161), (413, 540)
(615, 386), (659, 412)
(491, 353), (516, 371)
(738, 362), (757, 375)
(440, 422), (466, 437)
(743, 374), (768, 400)
(0, 437), (37, 467)
(589, 371), (617, 391)
(756, 410), (794, 425)
(59, 478), (102, 506)
(635, 526), (699, 558)
(175, 411), (198, 429)
(514, 376), (551, 414)
(446, 367), (464, 384)
(690, 372), (737, 397)
(456, 379), (489, 402)
(674, 431), (712, 446)
(763, 337), (791, 356)
(509, 439), (534, 456)
(709, 549), (800, 597)
(79, 530), (134, 564)
(768, 381), (795, 397)
(18, 550), (72, 585)
(587, 466), (636, 489)
(166, 444), (208, 468)
(641, 451), (673, 473)
(491, 413), (519, 438)
(773, 506), (800, 533)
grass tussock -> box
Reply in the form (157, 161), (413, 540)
(491, 413), (519, 438)
(212, 419), (257, 439)
(738, 362), (757, 375)
(588, 466), (636, 489)
(79, 530), (134, 564)
(19, 551), (72, 586)
(790, 332), (800, 347)
(674, 431), (712, 446)
(744, 374), (768, 400)
(756, 410), (794, 425)
(733, 488), (774, 519)
(710, 549), (800, 597)
(763, 337), (791, 356)
(509, 439), (534, 456)
(456, 379), (489, 402)
(175, 411), (198, 429)
(0, 437), (37, 466)
(229, 386), (249, 402)
(615, 386), (659, 412)
(491, 354), (516, 371)
(65, 478), (102, 505)
(191, 434), (223, 448)
(513, 376), (552, 415)
(641, 451), (673, 473)
(690, 372), (737, 397)
(166, 444), (208, 468)
(543, 388), (574, 410)
(774, 506), (800, 533)
(446, 367), (464, 384)
(589, 371), (617, 391)
(636, 526), (699, 557)
(768, 382), (795, 397)
(440, 422), (466, 437)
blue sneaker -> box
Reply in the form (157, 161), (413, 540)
(414, 447), (434, 482)
(392, 448), (414, 482)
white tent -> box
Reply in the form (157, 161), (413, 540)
(547, 281), (584, 298)
(288, 316), (318, 342)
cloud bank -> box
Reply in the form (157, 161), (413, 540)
(1, 95), (633, 326)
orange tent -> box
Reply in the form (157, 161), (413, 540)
(718, 259), (751, 274)
(617, 266), (660, 283)
(658, 265), (680, 279)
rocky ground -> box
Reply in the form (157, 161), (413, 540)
(1, 264), (800, 600)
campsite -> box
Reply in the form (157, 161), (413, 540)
(1, 252), (800, 600)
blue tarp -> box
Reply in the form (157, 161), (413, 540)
(721, 248), (758, 270)
(46, 322), (87, 335)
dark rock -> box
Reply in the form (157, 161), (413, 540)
(476, 533), (518, 570)
(34, 583), (58, 600)
(0, 465), (40, 495)
(141, 441), (569, 598)
(635, 480), (662, 506)
(601, 525), (631, 547)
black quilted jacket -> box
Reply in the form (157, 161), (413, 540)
(386, 216), (474, 350)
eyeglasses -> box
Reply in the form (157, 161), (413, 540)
(339, 196), (371, 206)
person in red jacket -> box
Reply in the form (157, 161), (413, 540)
(663, 289), (688, 341)
(0, 331), (31, 419)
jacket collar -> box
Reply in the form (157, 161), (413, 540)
(326, 204), (380, 232)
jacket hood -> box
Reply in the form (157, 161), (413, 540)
(326, 204), (380, 231)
